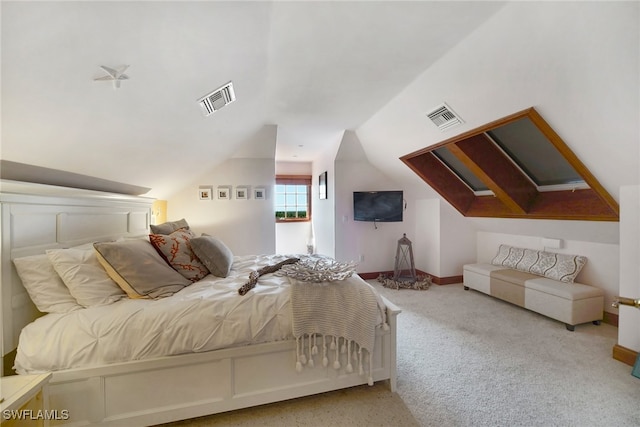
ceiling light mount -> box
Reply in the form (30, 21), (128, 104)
(94, 65), (130, 89)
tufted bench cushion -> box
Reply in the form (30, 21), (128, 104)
(463, 263), (604, 330)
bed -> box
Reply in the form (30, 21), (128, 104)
(0, 180), (400, 426)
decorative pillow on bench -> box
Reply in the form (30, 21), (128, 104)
(491, 244), (587, 283)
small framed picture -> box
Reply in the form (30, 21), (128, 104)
(235, 187), (248, 200)
(198, 187), (212, 200)
(217, 186), (231, 200)
(254, 187), (266, 200)
(319, 171), (327, 200)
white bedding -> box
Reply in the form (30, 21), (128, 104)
(15, 254), (299, 374)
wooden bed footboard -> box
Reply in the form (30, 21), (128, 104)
(47, 298), (400, 426)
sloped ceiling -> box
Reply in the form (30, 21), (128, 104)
(358, 1), (639, 207)
(0, 1), (506, 198)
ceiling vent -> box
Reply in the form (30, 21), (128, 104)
(427, 103), (463, 131)
(198, 81), (236, 116)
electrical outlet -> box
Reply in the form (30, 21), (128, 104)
(359, 254), (364, 262)
(542, 237), (562, 249)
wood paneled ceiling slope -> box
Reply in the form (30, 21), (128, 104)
(401, 108), (619, 221)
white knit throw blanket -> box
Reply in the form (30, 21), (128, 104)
(290, 276), (387, 385)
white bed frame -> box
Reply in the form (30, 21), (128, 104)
(0, 181), (400, 426)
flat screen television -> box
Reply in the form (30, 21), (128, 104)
(353, 191), (403, 222)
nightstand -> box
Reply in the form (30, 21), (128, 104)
(1, 373), (52, 426)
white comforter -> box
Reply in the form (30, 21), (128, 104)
(15, 255), (298, 374)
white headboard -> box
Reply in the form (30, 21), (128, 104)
(0, 180), (153, 373)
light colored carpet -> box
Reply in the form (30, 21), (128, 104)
(159, 281), (640, 426)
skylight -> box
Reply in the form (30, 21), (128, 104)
(432, 147), (489, 192)
(401, 108), (619, 221)
(487, 119), (585, 187)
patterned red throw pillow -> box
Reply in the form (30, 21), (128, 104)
(149, 229), (209, 282)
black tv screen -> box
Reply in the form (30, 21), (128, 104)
(353, 191), (403, 222)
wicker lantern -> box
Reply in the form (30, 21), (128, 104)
(393, 233), (416, 282)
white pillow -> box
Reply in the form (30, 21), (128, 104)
(13, 254), (83, 314)
(46, 248), (126, 307)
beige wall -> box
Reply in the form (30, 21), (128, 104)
(619, 186), (640, 352)
(167, 157), (276, 256)
(151, 200), (167, 226)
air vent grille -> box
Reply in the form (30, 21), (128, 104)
(427, 103), (463, 131)
(198, 81), (236, 116)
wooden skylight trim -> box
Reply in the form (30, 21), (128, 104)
(400, 108), (619, 221)
(404, 153), (476, 213)
(447, 134), (538, 214)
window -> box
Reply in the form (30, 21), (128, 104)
(487, 118), (585, 187)
(275, 175), (311, 222)
(401, 108), (619, 221)
(432, 116), (587, 194)
(433, 146), (489, 192)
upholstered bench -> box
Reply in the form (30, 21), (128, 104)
(463, 245), (604, 331)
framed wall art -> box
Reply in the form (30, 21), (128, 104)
(235, 187), (249, 200)
(254, 187), (266, 200)
(217, 186), (231, 200)
(319, 171), (327, 200)
(198, 187), (212, 200)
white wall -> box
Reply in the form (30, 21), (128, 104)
(311, 133), (344, 259)
(413, 199), (440, 276)
(334, 131), (419, 274)
(275, 161), (312, 255)
(335, 159), (410, 273)
(413, 198), (476, 278)
(167, 157), (276, 256)
(619, 185), (640, 352)
(477, 231), (620, 315)
(439, 202), (477, 277)
(275, 222), (309, 255)
(275, 161), (312, 176)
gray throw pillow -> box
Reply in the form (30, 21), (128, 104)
(150, 218), (190, 235)
(190, 236), (234, 278)
(94, 239), (191, 299)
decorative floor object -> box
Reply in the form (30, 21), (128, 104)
(377, 274), (431, 290)
(394, 234), (416, 282)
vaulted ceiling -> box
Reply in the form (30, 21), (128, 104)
(2, 1), (637, 208)
(0, 1), (506, 198)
